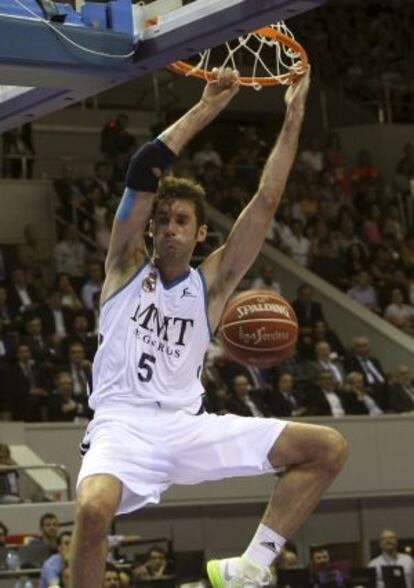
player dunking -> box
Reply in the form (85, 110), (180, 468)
(69, 68), (348, 588)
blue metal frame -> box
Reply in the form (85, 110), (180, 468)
(0, 0), (324, 131)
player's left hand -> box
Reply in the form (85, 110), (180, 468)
(201, 67), (240, 110)
(285, 66), (310, 114)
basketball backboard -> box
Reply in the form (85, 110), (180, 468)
(0, 0), (325, 131)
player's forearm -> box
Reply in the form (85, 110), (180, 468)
(258, 108), (304, 207)
(159, 100), (223, 155)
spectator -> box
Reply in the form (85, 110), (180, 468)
(132, 546), (172, 580)
(277, 543), (300, 569)
(382, 202), (405, 244)
(60, 311), (97, 361)
(388, 365), (414, 413)
(310, 545), (346, 587)
(0, 443), (21, 504)
(384, 287), (414, 331)
(347, 270), (379, 312)
(49, 371), (88, 422)
(103, 562), (121, 587)
(368, 529), (414, 588)
(298, 136), (324, 173)
(0, 318), (17, 368)
(309, 341), (346, 387)
(251, 262), (281, 294)
(311, 238), (348, 290)
(5, 343), (50, 421)
(92, 161), (113, 201)
(54, 162), (85, 223)
(311, 320), (346, 359)
(60, 562), (71, 588)
(292, 284), (325, 334)
(55, 273), (83, 312)
(193, 139), (222, 172)
(7, 267), (40, 316)
(361, 204), (383, 248)
(22, 314), (57, 365)
(282, 219), (310, 266)
(266, 372), (306, 417)
(39, 531), (71, 588)
(345, 336), (387, 384)
(81, 261), (104, 311)
(343, 372), (383, 416)
(227, 374), (269, 417)
(64, 342), (92, 401)
(38, 290), (73, 344)
(38, 513), (59, 554)
(54, 225), (88, 286)
(345, 243), (369, 277)
(2, 124), (35, 179)
(306, 370), (347, 417)
(18, 224), (52, 292)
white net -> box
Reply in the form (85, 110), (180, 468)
(171, 21), (307, 90)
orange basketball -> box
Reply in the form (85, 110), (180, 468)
(220, 289), (298, 368)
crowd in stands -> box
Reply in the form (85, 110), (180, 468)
(0, 514), (413, 587)
(294, 0), (414, 123)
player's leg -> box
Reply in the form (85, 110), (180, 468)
(69, 474), (122, 588)
(207, 422), (348, 587)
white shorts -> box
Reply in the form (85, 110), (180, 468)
(77, 404), (288, 515)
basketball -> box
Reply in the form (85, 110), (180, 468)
(220, 289), (298, 368)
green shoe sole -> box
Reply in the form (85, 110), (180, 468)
(207, 559), (226, 588)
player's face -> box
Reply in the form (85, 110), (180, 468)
(153, 199), (207, 262)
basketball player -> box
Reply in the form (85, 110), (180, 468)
(69, 68), (348, 588)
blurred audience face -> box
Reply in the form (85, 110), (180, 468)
(298, 285), (313, 303)
(278, 547), (298, 569)
(69, 343), (85, 364)
(353, 336), (370, 357)
(380, 530), (398, 555)
(233, 375), (250, 398)
(12, 268), (26, 286)
(40, 514), (59, 541)
(26, 317), (42, 336)
(316, 341), (331, 361)
(74, 315), (88, 334)
(103, 570), (121, 588)
(312, 548), (330, 569)
(260, 262), (275, 284)
(17, 344), (32, 364)
(395, 365), (411, 384)
(147, 548), (166, 574)
(58, 532), (72, 560)
(48, 291), (62, 309)
(346, 372), (364, 394)
(278, 373), (293, 393)
(390, 288), (404, 305)
(88, 263), (103, 283)
(356, 271), (371, 287)
(56, 373), (73, 398)
(318, 371), (336, 392)
(313, 320), (328, 339)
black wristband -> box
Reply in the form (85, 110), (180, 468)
(125, 138), (177, 192)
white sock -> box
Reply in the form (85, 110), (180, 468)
(243, 523), (286, 569)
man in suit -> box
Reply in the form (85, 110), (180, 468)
(60, 312), (97, 361)
(306, 370), (347, 417)
(22, 314), (58, 366)
(266, 372), (306, 418)
(344, 336), (388, 409)
(62, 342), (92, 402)
(7, 267), (41, 317)
(227, 374), (270, 417)
(38, 290), (73, 344)
(309, 341), (346, 388)
(342, 371), (383, 416)
(388, 364), (414, 413)
(4, 343), (50, 421)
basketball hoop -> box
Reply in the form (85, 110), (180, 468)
(167, 22), (308, 90)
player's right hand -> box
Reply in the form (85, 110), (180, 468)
(201, 67), (240, 111)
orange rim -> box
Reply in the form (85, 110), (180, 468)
(167, 25), (308, 86)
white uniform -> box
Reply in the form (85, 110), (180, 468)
(78, 260), (287, 514)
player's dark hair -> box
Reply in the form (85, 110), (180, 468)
(154, 176), (206, 227)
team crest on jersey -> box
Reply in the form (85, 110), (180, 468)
(142, 271), (157, 293)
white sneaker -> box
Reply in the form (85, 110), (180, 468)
(206, 556), (273, 587)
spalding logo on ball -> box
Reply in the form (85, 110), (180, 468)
(220, 289), (298, 368)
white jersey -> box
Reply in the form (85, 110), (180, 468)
(89, 260), (212, 412)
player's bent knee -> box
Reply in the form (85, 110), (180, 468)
(320, 427), (348, 474)
(75, 475), (121, 539)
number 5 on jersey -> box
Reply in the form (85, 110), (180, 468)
(137, 353), (156, 382)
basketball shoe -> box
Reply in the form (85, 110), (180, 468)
(206, 555), (274, 587)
